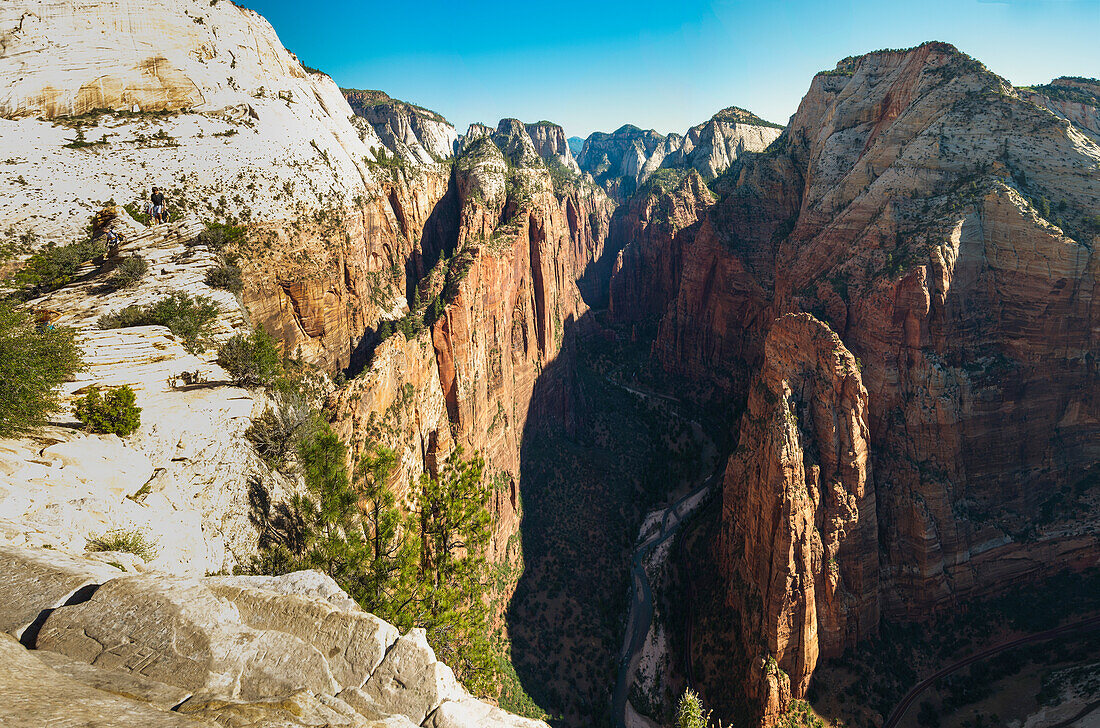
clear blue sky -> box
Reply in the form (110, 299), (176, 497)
(244, 0), (1100, 138)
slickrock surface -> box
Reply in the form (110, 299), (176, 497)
(0, 214), (276, 574)
(0, 545), (548, 728)
(0, 632), (219, 727)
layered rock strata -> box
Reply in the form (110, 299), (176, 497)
(608, 42), (1100, 724)
(576, 108), (782, 192)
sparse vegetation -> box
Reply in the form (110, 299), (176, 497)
(0, 299), (83, 438)
(217, 328), (282, 387)
(72, 384), (142, 436)
(6, 238), (106, 296)
(102, 255), (148, 291)
(86, 528), (157, 560)
(123, 202), (152, 226)
(244, 392), (312, 469)
(195, 221), (247, 251)
(204, 260), (243, 292)
(98, 292), (219, 354)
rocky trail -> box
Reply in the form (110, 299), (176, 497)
(882, 615), (1100, 728)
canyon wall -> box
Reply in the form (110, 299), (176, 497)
(576, 108), (782, 195)
(609, 42), (1100, 723)
(0, 0), (616, 589)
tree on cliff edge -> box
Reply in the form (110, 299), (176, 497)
(404, 447), (497, 695)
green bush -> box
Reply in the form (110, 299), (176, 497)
(86, 528), (157, 560)
(0, 300), (83, 438)
(204, 261), (243, 292)
(196, 222), (246, 251)
(102, 255), (148, 291)
(73, 384), (142, 436)
(676, 689), (711, 728)
(98, 292), (219, 353)
(8, 239), (106, 295)
(217, 328), (281, 386)
(122, 202), (151, 226)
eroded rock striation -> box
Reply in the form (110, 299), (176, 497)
(722, 315), (878, 719)
(603, 42), (1100, 724)
(0, 545), (544, 728)
(575, 108), (782, 194)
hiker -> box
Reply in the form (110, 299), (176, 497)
(149, 187), (166, 224)
(104, 227), (122, 256)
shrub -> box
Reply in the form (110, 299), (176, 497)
(86, 528), (157, 560)
(72, 384), (142, 436)
(676, 689), (711, 728)
(204, 261), (243, 292)
(195, 222), (246, 251)
(0, 300), (83, 438)
(102, 255), (148, 291)
(98, 292), (219, 353)
(8, 238), (106, 295)
(122, 202), (151, 226)
(217, 328), (281, 386)
(245, 392), (313, 467)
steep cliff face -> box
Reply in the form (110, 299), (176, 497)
(1018, 76), (1100, 142)
(0, 0), (618, 591)
(608, 171), (716, 322)
(722, 314), (878, 718)
(345, 88), (459, 164)
(575, 109), (782, 193)
(524, 121), (581, 173)
(610, 42), (1100, 724)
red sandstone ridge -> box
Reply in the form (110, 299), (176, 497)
(607, 42), (1100, 725)
(329, 118), (614, 564)
(723, 314), (879, 722)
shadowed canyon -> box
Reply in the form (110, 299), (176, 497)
(0, 3), (1097, 728)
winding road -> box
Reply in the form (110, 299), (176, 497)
(882, 614), (1100, 728)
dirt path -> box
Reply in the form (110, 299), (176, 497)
(883, 615), (1100, 728)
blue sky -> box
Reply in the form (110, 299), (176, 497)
(245, 0), (1100, 138)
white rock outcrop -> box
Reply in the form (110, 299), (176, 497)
(0, 0), (399, 245)
(0, 545), (547, 728)
(0, 215), (273, 575)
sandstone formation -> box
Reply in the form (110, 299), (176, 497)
(605, 42), (1100, 724)
(1018, 76), (1100, 142)
(345, 88), (459, 164)
(0, 214), (275, 575)
(0, 544), (546, 728)
(722, 314), (878, 712)
(0, 0), (614, 593)
(575, 108), (782, 194)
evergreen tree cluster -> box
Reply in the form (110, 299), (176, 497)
(245, 421), (498, 694)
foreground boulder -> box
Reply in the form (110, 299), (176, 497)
(0, 545), (547, 728)
(0, 633), (217, 727)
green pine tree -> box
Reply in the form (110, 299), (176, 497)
(354, 443), (418, 623)
(409, 447), (497, 695)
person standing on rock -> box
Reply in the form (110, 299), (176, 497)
(150, 187), (166, 225)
